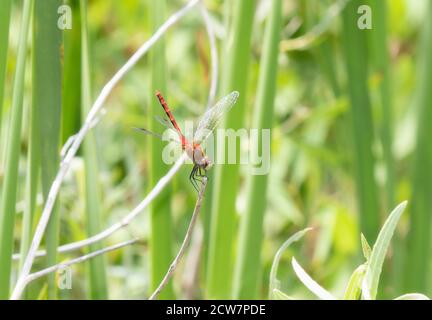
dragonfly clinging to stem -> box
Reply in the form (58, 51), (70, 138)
(135, 90), (239, 191)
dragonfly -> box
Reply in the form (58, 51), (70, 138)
(136, 90), (239, 191)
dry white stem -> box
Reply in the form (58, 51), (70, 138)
(11, 0), (200, 300)
(149, 177), (208, 300)
(60, 108), (106, 160)
(48, 153), (187, 254)
(12, 154), (186, 262)
(60, 135), (76, 160)
(22, 239), (138, 289)
(181, 222), (203, 299)
(199, 2), (218, 109)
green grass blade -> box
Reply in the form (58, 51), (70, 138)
(0, 0), (12, 137)
(33, 0), (63, 299)
(18, 100), (40, 300)
(366, 0), (394, 211)
(343, 264), (366, 300)
(341, 0), (380, 241)
(394, 293), (429, 300)
(206, 0), (256, 299)
(316, 39), (341, 98)
(0, 0), (33, 299)
(362, 201), (407, 299)
(360, 233), (371, 261)
(292, 257), (337, 300)
(80, 0), (108, 299)
(268, 228), (312, 299)
(148, 0), (174, 299)
(19, 66), (40, 274)
(365, 0), (398, 297)
(404, 0), (432, 294)
(272, 288), (294, 300)
(62, 0), (81, 144)
(232, 0), (282, 299)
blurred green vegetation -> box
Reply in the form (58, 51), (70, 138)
(0, 0), (431, 299)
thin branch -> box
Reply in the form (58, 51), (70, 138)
(11, 0), (200, 300)
(13, 153), (187, 261)
(60, 108), (106, 160)
(149, 176), (208, 300)
(199, 2), (218, 109)
(181, 222), (203, 299)
(46, 154), (187, 253)
(21, 239), (138, 289)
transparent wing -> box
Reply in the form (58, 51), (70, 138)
(154, 115), (188, 144)
(193, 91), (239, 144)
(154, 115), (175, 130)
(133, 127), (180, 144)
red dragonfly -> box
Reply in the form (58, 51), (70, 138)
(136, 91), (239, 191)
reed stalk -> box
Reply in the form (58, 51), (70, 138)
(0, 0), (33, 299)
(80, 0), (108, 299)
(404, 0), (432, 294)
(206, 0), (256, 299)
(148, 0), (174, 299)
(341, 0), (380, 242)
(33, 0), (63, 299)
(232, 0), (281, 299)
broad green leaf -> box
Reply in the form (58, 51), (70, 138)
(343, 264), (366, 300)
(394, 293), (430, 300)
(292, 257), (337, 300)
(362, 201), (407, 299)
(272, 289), (295, 300)
(268, 228), (312, 299)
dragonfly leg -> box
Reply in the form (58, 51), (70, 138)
(191, 167), (208, 193)
(195, 166), (207, 179)
(190, 165), (209, 192)
(189, 165), (199, 192)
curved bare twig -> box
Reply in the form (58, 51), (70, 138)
(22, 239), (138, 289)
(149, 177), (208, 300)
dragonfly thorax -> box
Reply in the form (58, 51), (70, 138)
(185, 144), (212, 170)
